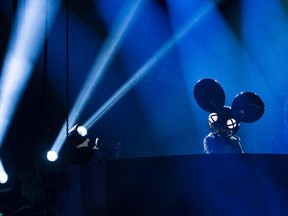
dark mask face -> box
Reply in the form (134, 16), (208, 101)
(208, 107), (240, 137)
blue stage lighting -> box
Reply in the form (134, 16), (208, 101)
(0, 0), (60, 150)
(83, 1), (217, 130)
(49, 0), (145, 158)
(241, 0), (288, 153)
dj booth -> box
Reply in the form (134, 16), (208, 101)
(57, 154), (288, 216)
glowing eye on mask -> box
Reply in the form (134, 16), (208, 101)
(227, 118), (237, 129)
(209, 113), (218, 123)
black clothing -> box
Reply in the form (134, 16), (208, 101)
(203, 132), (244, 154)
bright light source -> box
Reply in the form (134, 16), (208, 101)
(0, 171), (8, 184)
(0, 159), (8, 184)
(77, 126), (87, 137)
(47, 150), (58, 162)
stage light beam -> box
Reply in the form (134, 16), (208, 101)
(0, 0), (60, 149)
(83, 1), (217, 130)
(49, 0), (146, 156)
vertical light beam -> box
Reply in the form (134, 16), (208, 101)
(50, 0), (146, 154)
(83, 1), (217, 130)
(0, 0), (60, 149)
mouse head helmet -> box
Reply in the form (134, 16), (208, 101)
(194, 78), (265, 137)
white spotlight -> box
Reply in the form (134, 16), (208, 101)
(0, 160), (8, 184)
(47, 150), (58, 162)
(0, 171), (8, 184)
(77, 126), (88, 137)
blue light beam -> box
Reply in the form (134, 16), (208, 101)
(50, 0), (146, 154)
(0, 0), (60, 149)
(83, 1), (217, 130)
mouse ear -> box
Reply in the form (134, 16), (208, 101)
(193, 78), (225, 112)
(231, 92), (264, 123)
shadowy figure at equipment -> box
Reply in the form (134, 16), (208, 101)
(194, 78), (265, 154)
